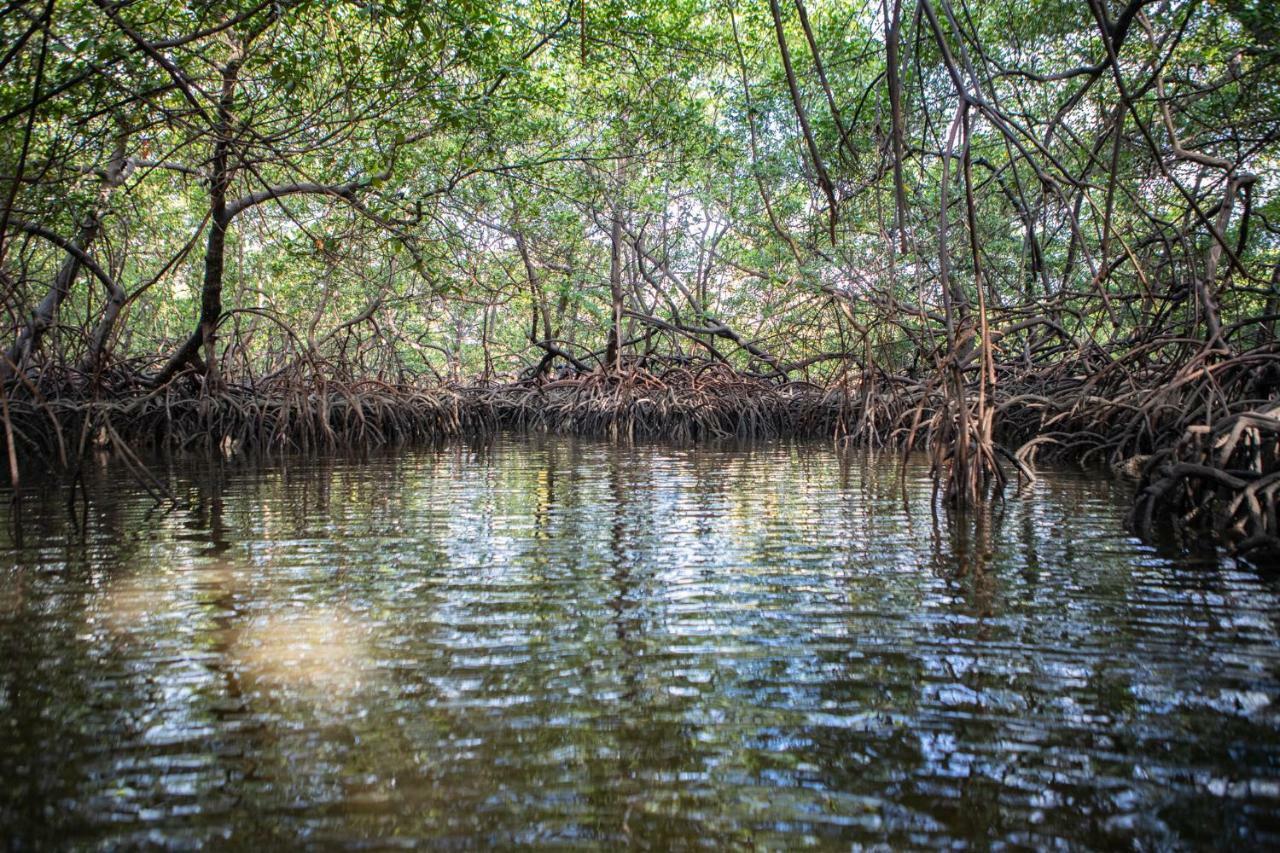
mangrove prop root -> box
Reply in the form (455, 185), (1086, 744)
(2, 343), (1279, 560)
(1130, 404), (1280, 559)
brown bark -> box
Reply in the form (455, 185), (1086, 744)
(769, 0), (838, 243)
(5, 131), (132, 378)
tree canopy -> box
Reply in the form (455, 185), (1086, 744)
(2, 0), (1279, 538)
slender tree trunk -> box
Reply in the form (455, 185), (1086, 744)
(884, 0), (908, 254)
(1263, 263), (1279, 345)
(1199, 175), (1251, 349)
(80, 259), (128, 375)
(606, 200), (624, 372)
(451, 310), (465, 380)
(154, 53), (240, 388)
(770, 0), (837, 242)
(197, 56), (241, 389)
(6, 130), (131, 379)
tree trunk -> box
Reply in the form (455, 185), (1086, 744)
(884, 0), (908, 254)
(5, 131), (131, 378)
(605, 198), (624, 372)
(154, 54), (240, 389)
(197, 56), (241, 389)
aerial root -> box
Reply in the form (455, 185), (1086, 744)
(1130, 404), (1280, 558)
(2, 343), (1278, 560)
(485, 363), (841, 441)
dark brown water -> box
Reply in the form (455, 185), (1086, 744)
(0, 437), (1277, 848)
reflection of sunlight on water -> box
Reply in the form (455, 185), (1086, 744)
(91, 559), (238, 638)
(7, 439), (1280, 849)
(235, 607), (374, 702)
(0, 577), (23, 620)
(94, 571), (158, 636)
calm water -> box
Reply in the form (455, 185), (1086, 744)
(0, 437), (1277, 848)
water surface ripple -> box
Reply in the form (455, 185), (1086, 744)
(0, 437), (1277, 848)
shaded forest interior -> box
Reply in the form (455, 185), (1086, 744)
(1, 0), (1278, 556)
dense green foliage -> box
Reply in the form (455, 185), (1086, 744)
(1, 0), (1277, 384)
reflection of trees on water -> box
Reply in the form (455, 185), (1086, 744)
(0, 441), (1277, 846)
